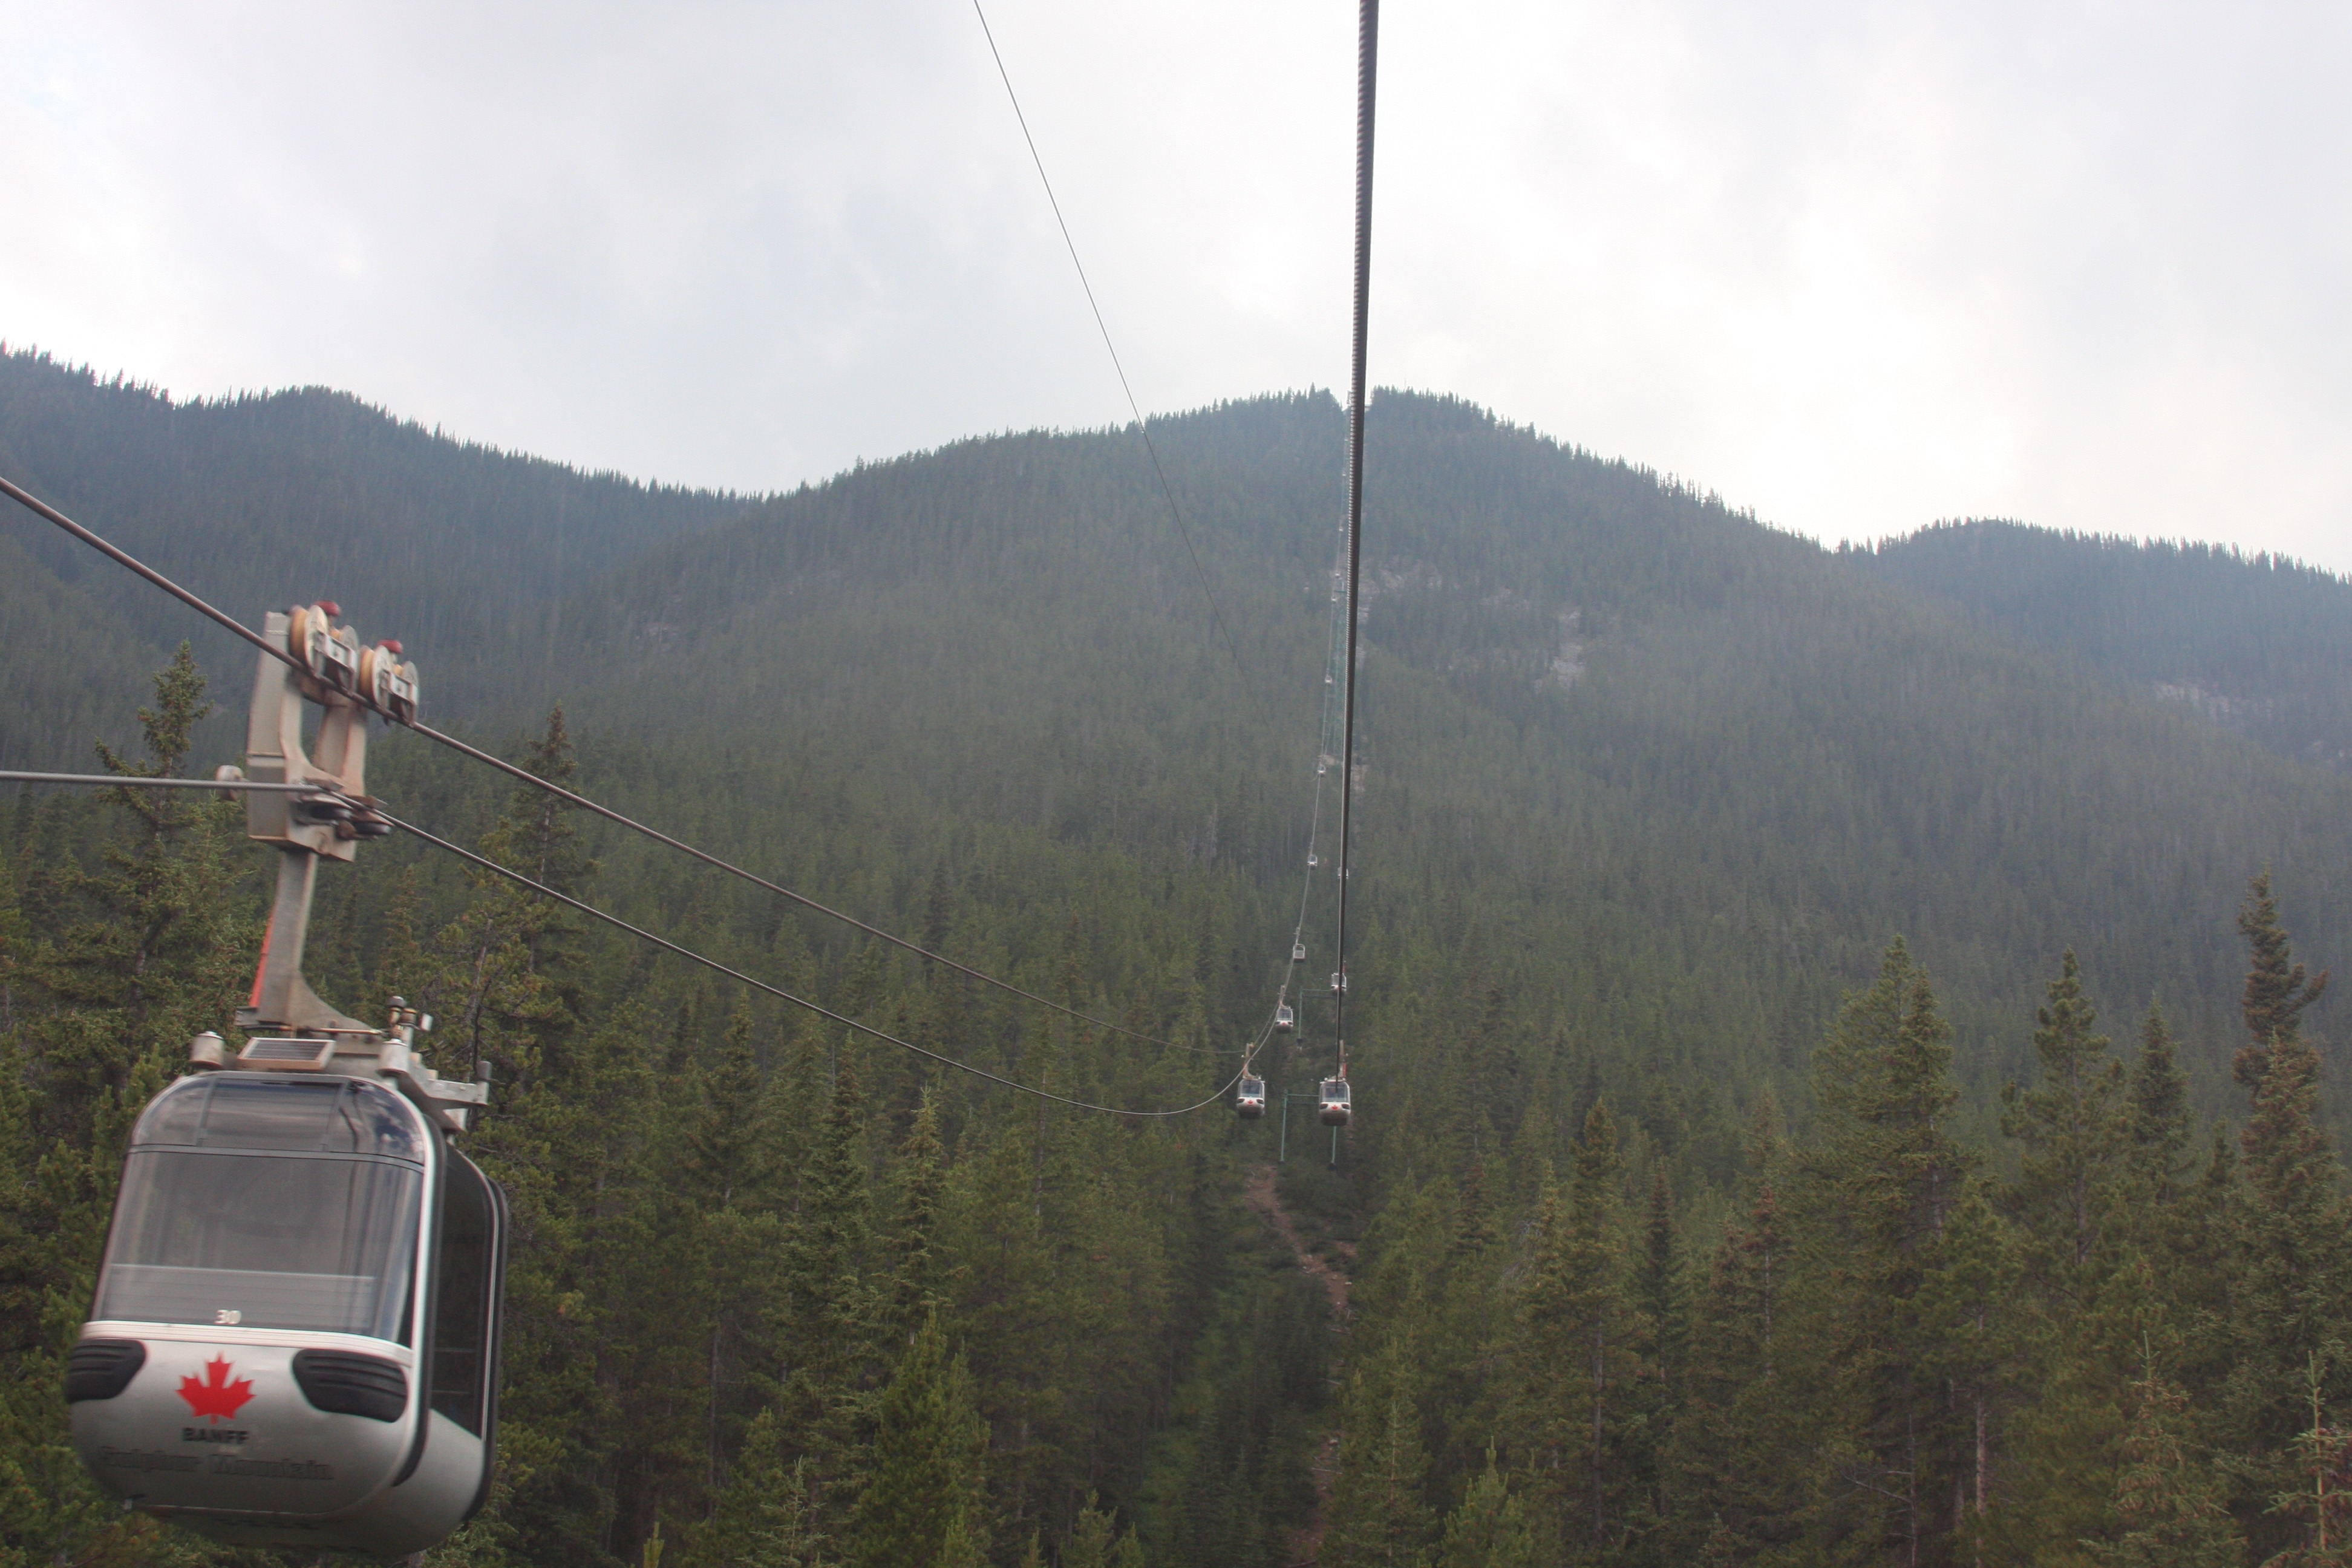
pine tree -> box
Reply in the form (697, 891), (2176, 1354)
(0, 650), (258, 1564)
(689, 1000), (789, 1506)
(2235, 870), (2330, 1091)
(2262, 1354), (2352, 1567)
(1434, 1447), (1538, 1568)
(782, 1053), (884, 1522)
(1510, 1099), (1636, 1559)
(2089, 1354), (2240, 1568)
(690, 1409), (829, 1567)
(420, 707), (595, 1089)
(1326, 1379), (1437, 1568)
(887, 1086), (949, 1345)
(1793, 939), (1973, 1566)
(1670, 1184), (1803, 1561)
(2122, 1005), (2196, 1215)
(1915, 1181), (2025, 1560)
(1625, 1165), (1681, 1555)
(849, 1315), (988, 1568)
(2001, 950), (2125, 1295)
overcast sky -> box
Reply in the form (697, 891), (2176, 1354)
(4, 1), (2348, 572)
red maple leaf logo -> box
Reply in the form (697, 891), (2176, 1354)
(178, 1356), (253, 1422)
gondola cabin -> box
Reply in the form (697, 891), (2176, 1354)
(1236, 1076), (1267, 1119)
(68, 1060), (506, 1558)
(1318, 1076), (1353, 1127)
(1274, 1004), (1296, 1034)
(1292, 940), (1307, 962)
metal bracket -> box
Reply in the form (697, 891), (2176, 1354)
(214, 606), (479, 1131)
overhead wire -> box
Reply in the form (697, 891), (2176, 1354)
(0, 474), (301, 675)
(0, 475), (1217, 1057)
(1331, 0), (1379, 1068)
(967, 0), (1253, 695)
(0, 2), (1386, 1105)
(385, 811), (1240, 1117)
(1244, 2), (1385, 1086)
(404, 719), (1223, 1054)
(0, 765), (1236, 1117)
(0, 771), (317, 794)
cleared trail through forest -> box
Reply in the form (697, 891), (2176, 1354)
(1244, 1164), (1352, 1317)
(1244, 1164), (1351, 1565)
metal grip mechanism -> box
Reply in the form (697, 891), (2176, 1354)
(217, 606), (483, 1132)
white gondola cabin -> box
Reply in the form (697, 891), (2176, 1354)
(1318, 1077), (1353, 1127)
(1274, 1004), (1296, 1034)
(70, 1066), (506, 1558)
(1236, 1076), (1267, 1119)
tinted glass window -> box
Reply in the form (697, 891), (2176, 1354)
(96, 1149), (420, 1341)
(131, 1080), (208, 1146)
(140, 1076), (428, 1161)
(428, 1156), (498, 1436)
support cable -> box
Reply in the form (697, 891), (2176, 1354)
(0, 763), (1238, 1118)
(968, 0), (1252, 693)
(1331, 0), (1379, 1070)
(0, 474), (1214, 1057)
(1, 771), (318, 793)
(387, 811), (1240, 1117)
(405, 719), (1218, 1053)
(0, 475), (300, 675)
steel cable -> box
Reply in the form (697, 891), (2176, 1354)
(1, 762), (1239, 1117)
(387, 811), (1241, 1117)
(0, 472), (1219, 1057)
(967, 0), (1252, 695)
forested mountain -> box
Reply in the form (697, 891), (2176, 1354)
(4, 356), (2352, 1566)
(1851, 520), (2352, 774)
(0, 348), (757, 766)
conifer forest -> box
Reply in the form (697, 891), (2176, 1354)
(7, 345), (2352, 1567)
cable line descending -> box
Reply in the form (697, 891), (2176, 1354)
(1327, 0), (1380, 1128)
(384, 812), (1241, 1119)
(403, 719), (1223, 1055)
(0, 767), (1237, 1119)
(1235, 2), (1377, 1136)
(0, 771), (321, 794)
(0, 475), (1215, 1057)
(968, 0), (1251, 692)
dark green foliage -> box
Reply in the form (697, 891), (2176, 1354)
(5, 369), (2352, 1566)
(1851, 518), (2352, 775)
(849, 1316), (988, 1568)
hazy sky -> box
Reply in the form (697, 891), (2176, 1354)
(4, 1), (2348, 572)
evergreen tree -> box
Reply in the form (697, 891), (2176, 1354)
(0, 650), (255, 1566)
(849, 1315), (988, 1568)
(1914, 1181), (2025, 1560)
(1671, 1183), (1803, 1561)
(1434, 1447), (1537, 1568)
(691, 1409), (829, 1567)
(1509, 1099), (1638, 1559)
(888, 1086), (949, 1345)
(1326, 1379), (1437, 1568)
(2001, 950), (2126, 1294)
(2090, 1355), (2241, 1568)
(2235, 870), (2330, 1091)
(2265, 1355), (2352, 1568)
(1793, 939), (1973, 1566)
(2122, 1005), (2196, 1215)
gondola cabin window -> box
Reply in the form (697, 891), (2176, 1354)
(93, 1076), (424, 1343)
(428, 1154), (501, 1437)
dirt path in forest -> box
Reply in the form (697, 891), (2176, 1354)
(1243, 1164), (1351, 1565)
(1243, 1163), (1353, 1318)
